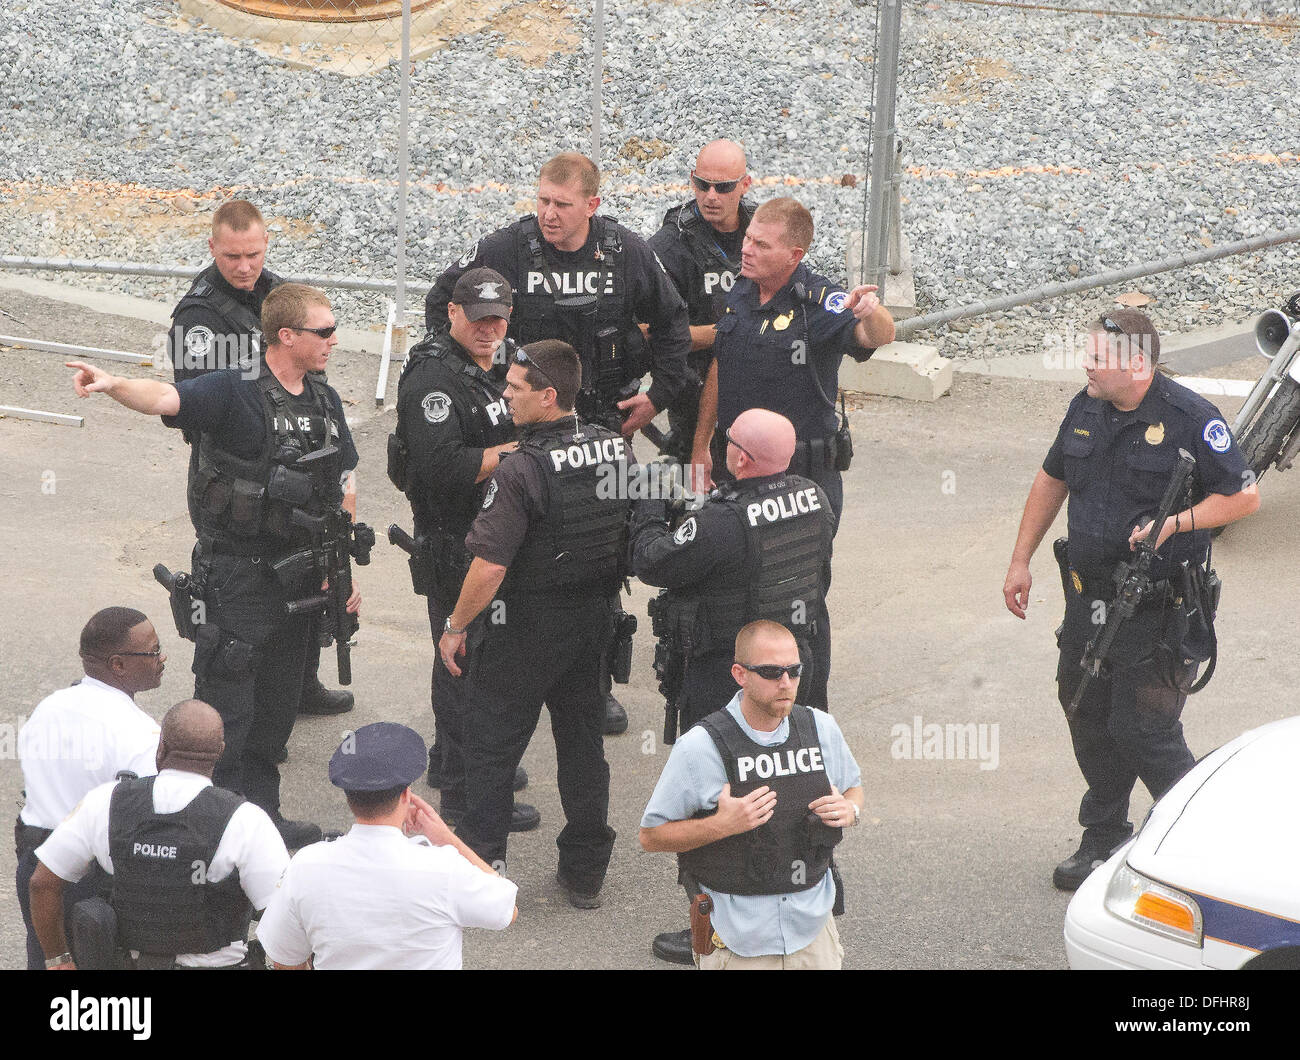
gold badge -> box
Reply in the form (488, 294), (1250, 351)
(1145, 422), (1165, 446)
(772, 311), (793, 332)
(1071, 571), (1083, 595)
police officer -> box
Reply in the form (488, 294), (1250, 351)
(438, 341), (630, 908)
(392, 267), (538, 831)
(1003, 310), (1260, 890)
(631, 408), (835, 963)
(690, 196), (895, 713)
(426, 153), (691, 736)
(15, 607), (164, 969)
(168, 199), (351, 720)
(257, 723), (517, 970)
(29, 700), (289, 970)
(639, 621), (863, 970)
(68, 283), (361, 849)
(648, 139), (755, 463)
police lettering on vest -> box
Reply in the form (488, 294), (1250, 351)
(703, 270), (737, 296)
(131, 843), (178, 859)
(549, 436), (627, 472)
(745, 487), (822, 527)
(735, 744), (825, 783)
(526, 271), (617, 297)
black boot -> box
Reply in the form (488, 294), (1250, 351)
(652, 927), (694, 965)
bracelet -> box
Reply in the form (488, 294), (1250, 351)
(443, 617), (468, 636)
(45, 952), (73, 969)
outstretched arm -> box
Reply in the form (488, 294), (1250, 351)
(68, 361), (180, 417)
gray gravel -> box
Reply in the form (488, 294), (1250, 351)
(2, 0), (1299, 360)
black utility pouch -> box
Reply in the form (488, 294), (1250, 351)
(229, 479), (265, 534)
(267, 465), (313, 505)
(833, 393), (853, 471)
(610, 611), (637, 684)
(387, 433), (408, 492)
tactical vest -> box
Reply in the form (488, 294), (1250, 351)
(679, 705), (841, 895)
(663, 199), (752, 324)
(108, 777), (250, 957)
(504, 420), (630, 595)
(675, 475), (831, 657)
(173, 263), (284, 367)
(512, 216), (634, 404)
(190, 366), (344, 554)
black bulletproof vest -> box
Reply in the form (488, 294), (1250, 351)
(505, 420), (630, 595)
(190, 368), (343, 554)
(173, 263), (284, 366)
(396, 333), (515, 538)
(679, 705), (841, 895)
(512, 216), (632, 399)
(685, 474), (832, 656)
(662, 199), (752, 325)
(108, 777), (250, 956)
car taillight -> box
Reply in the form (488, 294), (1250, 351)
(1104, 863), (1203, 946)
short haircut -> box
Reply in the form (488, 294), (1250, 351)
(212, 200), (265, 235)
(539, 152), (600, 198)
(80, 607), (149, 660)
(345, 784), (407, 818)
(735, 619), (797, 664)
(262, 283), (332, 346)
(752, 197), (814, 253)
(519, 339), (581, 411)
(1089, 309), (1161, 366)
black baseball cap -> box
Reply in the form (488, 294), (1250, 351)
(452, 268), (513, 321)
(328, 722), (427, 791)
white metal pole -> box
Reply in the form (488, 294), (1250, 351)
(591, 0), (604, 162)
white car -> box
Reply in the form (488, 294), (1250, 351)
(1065, 716), (1300, 969)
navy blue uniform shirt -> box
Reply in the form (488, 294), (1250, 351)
(714, 262), (867, 441)
(1042, 372), (1246, 582)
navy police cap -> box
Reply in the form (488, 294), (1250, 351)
(328, 722), (427, 791)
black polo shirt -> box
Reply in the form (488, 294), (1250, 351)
(1043, 372), (1247, 581)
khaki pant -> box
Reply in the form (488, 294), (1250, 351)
(696, 917), (844, 970)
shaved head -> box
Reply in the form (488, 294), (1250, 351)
(696, 139), (747, 175)
(727, 408), (796, 477)
(735, 620), (798, 666)
(157, 699), (225, 776)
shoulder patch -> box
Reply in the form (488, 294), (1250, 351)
(183, 325), (214, 360)
(1203, 418), (1232, 453)
(481, 479), (499, 510)
(672, 517), (698, 545)
(456, 242), (479, 269)
(421, 391), (452, 425)
(824, 291), (848, 314)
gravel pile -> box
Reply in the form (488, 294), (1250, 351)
(1, 0), (1298, 361)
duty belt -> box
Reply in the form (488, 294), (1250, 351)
(15, 818), (53, 858)
(790, 436), (838, 479)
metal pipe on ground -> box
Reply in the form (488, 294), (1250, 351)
(893, 228), (1300, 341)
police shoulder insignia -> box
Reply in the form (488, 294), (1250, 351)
(482, 480), (498, 510)
(421, 391), (452, 425)
(184, 325), (214, 361)
(824, 291), (848, 315)
(1145, 421), (1165, 446)
(1202, 418), (1231, 453)
(672, 517), (697, 545)
(456, 242), (479, 269)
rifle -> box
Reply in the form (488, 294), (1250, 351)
(284, 510), (375, 686)
(1068, 448), (1196, 718)
(648, 592), (688, 745)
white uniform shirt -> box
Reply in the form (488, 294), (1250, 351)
(35, 769), (290, 967)
(256, 823), (518, 970)
(19, 677), (161, 829)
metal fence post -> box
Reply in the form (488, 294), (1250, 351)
(591, 0), (605, 162)
(864, 0), (903, 293)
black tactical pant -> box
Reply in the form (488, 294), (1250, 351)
(425, 592), (470, 812)
(459, 592), (616, 889)
(195, 549), (312, 817)
(1056, 629), (1197, 845)
(16, 831), (108, 969)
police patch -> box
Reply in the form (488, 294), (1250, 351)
(672, 517), (697, 545)
(824, 291), (849, 315)
(456, 242), (479, 269)
(183, 325), (214, 362)
(421, 391), (452, 425)
(481, 480), (498, 510)
(1203, 418), (1231, 453)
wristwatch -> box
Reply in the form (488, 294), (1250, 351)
(45, 952), (73, 969)
(849, 804), (860, 826)
(444, 617), (468, 636)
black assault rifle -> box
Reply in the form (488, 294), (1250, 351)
(1068, 448), (1196, 719)
(284, 509), (375, 686)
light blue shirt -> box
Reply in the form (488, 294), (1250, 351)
(640, 694), (862, 957)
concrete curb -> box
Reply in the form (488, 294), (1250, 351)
(841, 341), (952, 402)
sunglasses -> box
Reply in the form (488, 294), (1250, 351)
(690, 172), (743, 194)
(291, 325), (338, 339)
(735, 661), (804, 681)
(725, 427), (757, 463)
(514, 347), (557, 390)
(1100, 317), (1126, 336)
(115, 648), (163, 658)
